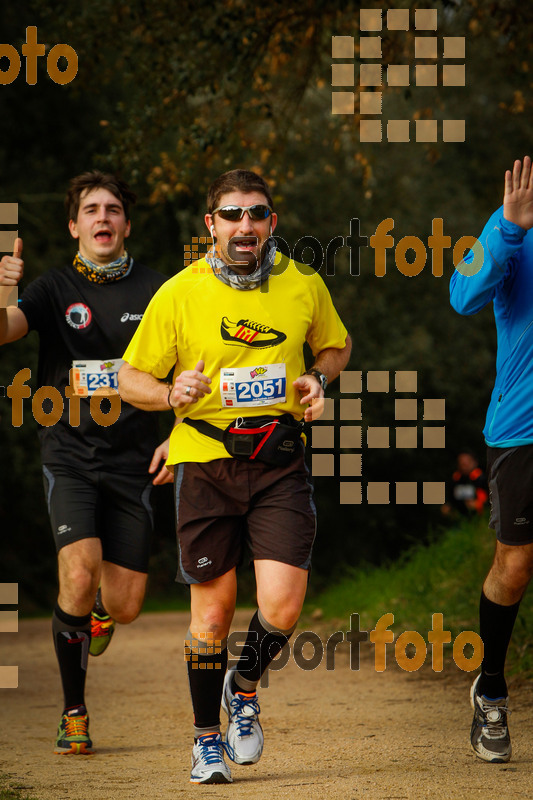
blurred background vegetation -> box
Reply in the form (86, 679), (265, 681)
(1, 0), (532, 614)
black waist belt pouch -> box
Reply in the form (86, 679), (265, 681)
(183, 415), (304, 467)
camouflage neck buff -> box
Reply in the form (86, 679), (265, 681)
(73, 251), (132, 284)
(205, 238), (277, 290)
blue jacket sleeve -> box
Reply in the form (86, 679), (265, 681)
(449, 207), (527, 315)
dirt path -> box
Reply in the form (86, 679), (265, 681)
(1, 611), (533, 800)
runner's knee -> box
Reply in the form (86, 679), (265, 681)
(492, 549), (533, 593)
(190, 606), (233, 640)
(258, 600), (301, 632)
(100, 582), (146, 623)
(59, 562), (99, 607)
(111, 606), (140, 625)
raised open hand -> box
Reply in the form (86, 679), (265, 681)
(503, 157), (533, 231)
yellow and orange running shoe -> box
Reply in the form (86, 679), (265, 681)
(89, 610), (115, 657)
(54, 706), (93, 754)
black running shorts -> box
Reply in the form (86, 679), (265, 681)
(42, 464), (154, 572)
(174, 448), (316, 584)
(487, 444), (533, 545)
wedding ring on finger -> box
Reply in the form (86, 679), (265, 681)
(185, 385), (192, 396)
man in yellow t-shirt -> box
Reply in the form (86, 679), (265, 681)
(119, 169), (351, 785)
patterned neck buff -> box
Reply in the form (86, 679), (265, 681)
(73, 251), (133, 284)
(205, 238), (277, 290)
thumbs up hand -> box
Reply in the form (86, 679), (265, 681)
(0, 238), (24, 285)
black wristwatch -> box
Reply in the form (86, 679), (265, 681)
(305, 368), (328, 392)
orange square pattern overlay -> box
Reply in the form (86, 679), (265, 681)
(312, 370), (445, 504)
(330, 9), (465, 140)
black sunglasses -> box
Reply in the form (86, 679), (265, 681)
(211, 204), (273, 222)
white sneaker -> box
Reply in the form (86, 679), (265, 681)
(190, 733), (233, 784)
(222, 668), (264, 765)
(470, 674), (512, 763)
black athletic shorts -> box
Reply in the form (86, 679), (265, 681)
(42, 463), (154, 572)
(174, 448), (316, 584)
(487, 444), (533, 545)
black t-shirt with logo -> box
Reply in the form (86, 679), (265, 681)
(19, 262), (167, 473)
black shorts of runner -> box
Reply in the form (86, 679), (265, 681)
(42, 463), (154, 572)
(487, 444), (533, 545)
(174, 447), (316, 584)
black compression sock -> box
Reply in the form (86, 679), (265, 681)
(185, 631), (228, 735)
(233, 609), (295, 693)
(52, 603), (91, 710)
(477, 591), (520, 699)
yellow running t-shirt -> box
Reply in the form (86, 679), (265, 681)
(123, 257), (348, 464)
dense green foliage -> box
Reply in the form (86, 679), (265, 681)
(1, 1), (532, 610)
(306, 515), (493, 633)
(305, 516), (533, 675)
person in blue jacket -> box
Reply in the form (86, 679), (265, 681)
(450, 156), (533, 764)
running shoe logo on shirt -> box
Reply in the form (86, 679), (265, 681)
(220, 317), (286, 349)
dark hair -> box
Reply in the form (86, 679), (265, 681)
(457, 448), (478, 460)
(65, 171), (137, 221)
(207, 169), (273, 214)
(457, 449), (479, 470)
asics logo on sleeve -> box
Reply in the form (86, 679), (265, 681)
(220, 317), (286, 349)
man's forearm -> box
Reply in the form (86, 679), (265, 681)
(0, 307), (29, 346)
(118, 362), (171, 411)
(311, 335), (352, 384)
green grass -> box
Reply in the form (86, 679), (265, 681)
(0, 776), (39, 800)
(303, 515), (533, 675)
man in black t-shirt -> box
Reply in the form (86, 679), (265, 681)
(0, 172), (170, 755)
